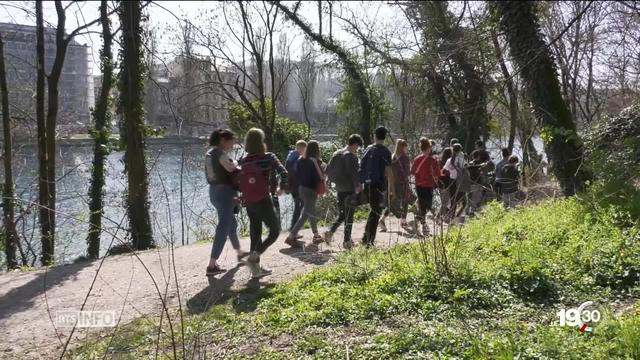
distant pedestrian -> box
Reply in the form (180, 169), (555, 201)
(379, 139), (411, 232)
(205, 128), (249, 276)
(324, 134), (363, 250)
(494, 147), (511, 195)
(444, 143), (467, 219)
(285, 140), (325, 246)
(359, 126), (392, 247)
(499, 155), (520, 208)
(411, 137), (440, 236)
(285, 140), (307, 236)
(238, 128), (288, 278)
(437, 147), (453, 220)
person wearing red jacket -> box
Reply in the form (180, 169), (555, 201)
(411, 137), (441, 236)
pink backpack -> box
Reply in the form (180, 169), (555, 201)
(235, 155), (270, 204)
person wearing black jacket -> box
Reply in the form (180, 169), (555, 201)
(285, 140), (307, 233)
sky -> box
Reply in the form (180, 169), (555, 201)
(0, 1), (410, 75)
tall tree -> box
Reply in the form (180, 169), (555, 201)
(36, 0), (104, 264)
(87, 0), (114, 259)
(0, 33), (18, 269)
(492, 1), (591, 195)
(35, 1), (52, 264)
(119, 0), (153, 250)
(274, 1), (373, 145)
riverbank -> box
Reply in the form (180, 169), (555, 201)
(66, 198), (640, 359)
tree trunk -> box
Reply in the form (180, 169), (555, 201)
(0, 33), (18, 269)
(87, 0), (114, 259)
(275, 1), (373, 145)
(35, 3), (54, 265)
(493, 1), (591, 195)
(120, 0), (153, 250)
(491, 31), (518, 153)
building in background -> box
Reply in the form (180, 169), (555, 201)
(0, 22), (94, 139)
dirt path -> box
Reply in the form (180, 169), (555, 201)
(0, 218), (436, 359)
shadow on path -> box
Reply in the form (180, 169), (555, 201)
(0, 260), (95, 321)
(278, 245), (333, 266)
(186, 264), (276, 315)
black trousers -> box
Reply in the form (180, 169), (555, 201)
(246, 197), (281, 254)
(329, 191), (355, 242)
(416, 186), (434, 224)
(289, 193), (303, 231)
(363, 183), (385, 246)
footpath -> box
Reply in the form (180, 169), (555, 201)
(0, 218), (433, 359)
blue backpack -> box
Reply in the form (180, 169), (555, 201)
(359, 145), (384, 184)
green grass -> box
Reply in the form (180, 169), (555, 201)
(68, 198), (640, 359)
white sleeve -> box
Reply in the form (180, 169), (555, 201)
(218, 152), (238, 172)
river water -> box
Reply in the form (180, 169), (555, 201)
(3, 137), (544, 266)
(7, 141), (296, 266)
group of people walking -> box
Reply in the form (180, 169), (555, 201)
(204, 126), (521, 278)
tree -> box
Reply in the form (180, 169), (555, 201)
(273, 0), (374, 145)
(86, 0), (114, 259)
(119, 0), (154, 250)
(492, 1), (591, 195)
(293, 40), (317, 137)
(35, 0), (105, 264)
(0, 33), (18, 269)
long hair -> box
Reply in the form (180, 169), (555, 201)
(303, 140), (320, 160)
(392, 139), (408, 161)
(208, 128), (235, 147)
(440, 147), (453, 168)
(244, 128), (266, 155)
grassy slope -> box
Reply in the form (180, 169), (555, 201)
(70, 198), (640, 359)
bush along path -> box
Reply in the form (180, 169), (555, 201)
(65, 198), (640, 359)
(0, 218), (430, 359)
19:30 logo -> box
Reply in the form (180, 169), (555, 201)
(557, 301), (602, 332)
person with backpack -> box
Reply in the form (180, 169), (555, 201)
(494, 147), (511, 195)
(285, 140), (307, 235)
(360, 126), (393, 247)
(444, 143), (467, 220)
(323, 134), (364, 249)
(498, 155), (520, 208)
(437, 147), (453, 220)
(379, 139), (412, 232)
(284, 140), (326, 247)
(411, 137), (441, 236)
(204, 129), (249, 276)
(237, 128), (288, 279)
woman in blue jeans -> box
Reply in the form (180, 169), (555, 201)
(285, 140), (325, 245)
(205, 128), (249, 276)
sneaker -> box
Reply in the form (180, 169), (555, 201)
(323, 231), (334, 245)
(251, 265), (273, 279)
(379, 220), (387, 232)
(285, 236), (304, 248)
(343, 240), (354, 250)
(205, 265), (226, 276)
(312, 234), (324, 245)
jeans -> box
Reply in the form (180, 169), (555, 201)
(502, 192), (516, 209)
(289, 193), (304, 231)
(290, 186), (318, 236)
(329, 191), (355, 242)
(209, 184), (240, 259)
(416, 186), (434, 225)
(364, 183), (385, 246)
(469, 184), (484, 213)
(246, 196), (281, 254)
